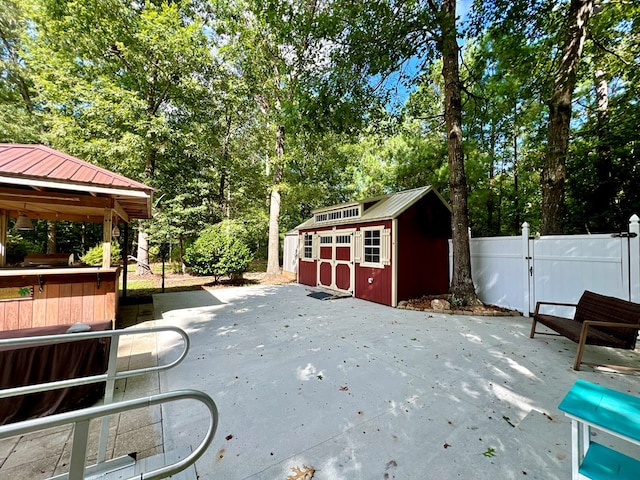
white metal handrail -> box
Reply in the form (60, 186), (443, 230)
(0, 325), (193, 470)
(0, 326), (190, 399)
(0, 389), (218, 480)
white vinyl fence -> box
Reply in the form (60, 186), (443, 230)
(451, 214), (640, 316)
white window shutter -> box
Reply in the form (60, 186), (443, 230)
(312, 233), (319, 260)
(299, 233), (304, 259)
(354, 231), (362, 263)
(382, 228), (391, 265)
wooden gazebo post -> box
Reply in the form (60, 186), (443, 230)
(102, 208), (113, 268)
(0, 210), (6, 267)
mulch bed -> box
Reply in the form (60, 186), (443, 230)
(397, 294), (521, 317)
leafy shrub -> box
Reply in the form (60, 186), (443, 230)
(6, 232), (39, 265)
(81, 243), (121, 266)
(184, 221), (253, 281)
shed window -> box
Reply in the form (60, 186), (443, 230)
(343, 207), (359, 218)
(320, 236), (332, 244)
(363, 230), (381, 264)
(303, 234), (313, 259)
(336, 235), (351, 244)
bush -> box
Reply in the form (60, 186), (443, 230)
(81, 243), (121, 266)
(184, 221), (253, 281)
(6, 232), (39, 266)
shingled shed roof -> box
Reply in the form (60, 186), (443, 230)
(0, 144), (153, 223)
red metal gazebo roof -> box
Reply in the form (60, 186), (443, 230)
(0, 144), (150, 190)
(0, 144), (153, 222)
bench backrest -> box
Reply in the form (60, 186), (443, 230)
(574, 291), (640, 349)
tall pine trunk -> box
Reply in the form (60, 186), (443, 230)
(590, 66), (615, 230)
(541, 0), (594, 234)
(219, 113), (233, 218)
(46, 221), (56, 254)
(135, 228), (152, 274)
(136, 147), (156, 274)
(440, 0), (480, 305)
(266, 125), (284, 276)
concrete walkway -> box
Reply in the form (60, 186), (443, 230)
(1, 284), (640, 479)
(152, 284), (640, 480)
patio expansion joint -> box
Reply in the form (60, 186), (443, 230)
(243, 409), (392, 480)
(53, 428), (74, 474)
(0, 435), (20, 469)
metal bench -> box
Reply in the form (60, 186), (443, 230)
(530, 290), (640, 370)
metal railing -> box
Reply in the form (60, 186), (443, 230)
(0, 326), (217, 479)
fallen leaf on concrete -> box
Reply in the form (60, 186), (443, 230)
(287, 465), (315, 479)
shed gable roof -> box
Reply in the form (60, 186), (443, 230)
(296, 186), (450, 230)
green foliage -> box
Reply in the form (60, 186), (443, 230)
(81, 242), (121, 266)
(183, 220), (254, 281)
(1, 0), (637, 262)
(482, 447), (497, 458)
(0, 0), (42, 143)
(6, 231), (40, 266)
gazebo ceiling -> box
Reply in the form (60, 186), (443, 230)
(0, 144), (153, 224)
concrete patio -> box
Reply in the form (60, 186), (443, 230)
(153, 284), (640, 479)
(2, 283), (640, 479)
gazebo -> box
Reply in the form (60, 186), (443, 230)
(0, 144), (153, 331)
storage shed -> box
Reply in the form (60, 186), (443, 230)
(295, 186), (451, 307)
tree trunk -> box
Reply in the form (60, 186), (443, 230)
(220, 113), (233, 218)
(541, 0), (595, 234)
(590, 66), (615, 230)
(440, 0), (480, 305)
(266, 125), (285, 276)
(179, 234), (186, 274)
(487, 116), (496, 234)
(46, 221), (56, 254)
(513, 101), (520, 234)
(135, 226), (152, 275)
(136, 146), (156, 275)
(0, 26), (33, 112)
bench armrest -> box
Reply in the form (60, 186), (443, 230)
(534, 301), (578, 316)
(574, 321), (640, 370)
(582, 320), (640, 330)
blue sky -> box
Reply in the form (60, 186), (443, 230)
(382, 0), (476, 109)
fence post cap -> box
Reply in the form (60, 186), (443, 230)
(629, 214), (639, 223)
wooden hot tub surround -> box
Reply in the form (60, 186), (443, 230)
(0, 267), (120, 331)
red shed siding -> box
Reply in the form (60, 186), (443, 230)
(396, 194), (451, 301)
(335, 263), (351, 291)
(336, 246), (350, 261)
(298, 259), (317, 286)
(354, 220), (393, 306)
(355, 264), (392, 306)
(319, 262), (332, 286)
(396, 237), (449, 301)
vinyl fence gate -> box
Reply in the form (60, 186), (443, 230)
(454, 215), (640, 316)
